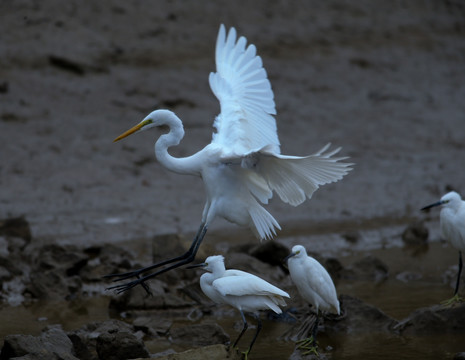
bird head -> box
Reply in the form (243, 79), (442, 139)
(421, 191), (462, 211)
(113, 110), (175, 142)
(283, 245), (307, 263)
(187, 255), (225, 273)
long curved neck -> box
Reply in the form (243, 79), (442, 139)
(154, 111), (197, 175)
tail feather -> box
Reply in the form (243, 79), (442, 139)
(248, 203), (281, 240)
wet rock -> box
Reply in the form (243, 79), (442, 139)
(396, 302), (465, 335)
(0, 257), (23, 278)
(68, 319), (143, 360)
(323, 257), (344, 281)
(133, 316), (172, 336)
(169, 323), (230, 346)
(0, 325), (78, 360)
(342, 231), (360, 244)
(96, 331), (149, 360)
(149, 344), (241, 360)
(85, 244), (135, 276)
(34, 244), (88, 275)
(454, 352), (465, 360)
(402, 222), (429, 245)
(0, 217), (32, 245)
(27, 270), (82, 301)
(325, 295), (398, 333)
(24, 244), (88, 300)
(343, 256), (389, 283)
(250, 240), (290, 269)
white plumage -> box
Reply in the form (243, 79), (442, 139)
(198, 255), (289, 313)
(107, 25), (352, 294)
(191, 255), (289, 355)
(422, 191), (465, 299)
(286, 245), (340, 315)
(284, 245), (339, 352)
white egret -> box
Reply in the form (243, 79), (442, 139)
(284, 245), (340, 354)
(422, 191), (465, 303)
(106, 24), (353, 293)
(188, 255), (289, 358)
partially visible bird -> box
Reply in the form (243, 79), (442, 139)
(422, 191), (465, 304)
(188, 255), (289, 359)
(105, 24), (352, 294)
(284, 245), (340, 354)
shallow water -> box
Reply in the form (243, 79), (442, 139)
(1, 241), (463, 359)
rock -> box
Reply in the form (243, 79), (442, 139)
(170, 323), (230, 346)
(454, 352), (465, 360)
(0, 217), (32, 244)
(325, 295), (398, 333)
(396, 302), (465, 335)
(96, 331), (149, 360)
(344, 256), (389, 283)
(323, 257), (344, 281)
(146, 344), (241, 360)
(86, 244), (135, 272)
(250, 241), (290, 269)
(67, 333), (95, 360)
(342, 232), (360, 244)
(25, 244), (89, 300)
(27, 270), (82, 300)
(133, 316), (172, 336)
(402, 222), (429, 245)
(0, 325), (78, 360)
(68, 319), (143, 360)
(34, 244), (88, 275)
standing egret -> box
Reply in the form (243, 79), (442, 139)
(105, 24), (353, 293)
(188, 255), (289, 358)
(422, 191), (465, 304)
(284, 245), (340, 354)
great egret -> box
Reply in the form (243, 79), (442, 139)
(284, 245), (340, 354)
(188, 255), (289, 358)
(422, 191), (465, 303)
(106, 24), (353, 293)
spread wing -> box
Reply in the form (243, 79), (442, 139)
(209, 25), (280, 156)
(238, 143), (354, 207)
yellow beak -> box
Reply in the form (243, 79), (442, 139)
(113, 122), (145, 142)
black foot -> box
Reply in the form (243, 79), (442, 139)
(107, 277), (151, 295)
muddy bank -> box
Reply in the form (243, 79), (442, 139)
(1, 216), (465, 359)
(1, 1), (465, 246)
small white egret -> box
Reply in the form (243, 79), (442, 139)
(188, 255), (289, 358)
(284, 245), (340, 353)
(106, 24), (352, 293)
(422, 191), (465, 303)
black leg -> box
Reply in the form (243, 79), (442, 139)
(233, 310), (248, 348)
(311, 313), (320, 344)
(454, 251), (463, 295)
(105, 223), (208, 293)
(247, 313), (262, 355)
